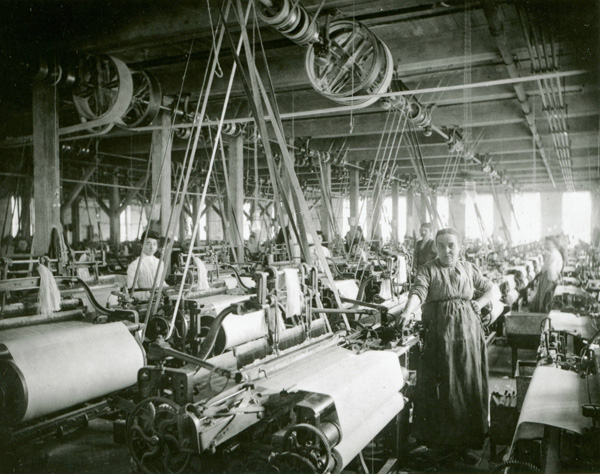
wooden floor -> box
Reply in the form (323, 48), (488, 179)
(8, 340), (540, 474)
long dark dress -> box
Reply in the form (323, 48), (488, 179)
(410, 258), (493, 449)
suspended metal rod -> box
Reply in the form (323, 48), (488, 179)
(480, 0), (556, 188)
(122, 70), (588, 130)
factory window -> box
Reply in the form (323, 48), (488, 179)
(465, 194), (494, 241)
(120, 204), (148, 241)
(511, 193), (541, 244)
(339, 198), (350, 237)
(398, 196), (407, 241)
(380, 196), (407, 242)
(10, 196), (21, 236)
(437, 195), (449, 228)
(563, 191), (591, 243)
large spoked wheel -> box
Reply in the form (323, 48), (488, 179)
(127, 397), (191, 474)
(72, 55), (133, 131)
(282, 423), (333, 474)
(120, 70), (162, 128)
(306, 20), (394, 107)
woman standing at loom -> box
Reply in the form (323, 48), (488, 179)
(127, 230), (166, 300)
(396, 228), (494, 462)
(529, 236), (565, 312)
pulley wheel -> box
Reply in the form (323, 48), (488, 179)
(306, 20), (394, 108)
(256, 0), (291, 28)
(120, 70), (162, 128)
(72, 55), (134, 130)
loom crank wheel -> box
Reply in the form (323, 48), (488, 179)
(127, 397), (191, 474)
(281, 423), (333, 474)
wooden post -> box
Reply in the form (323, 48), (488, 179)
(20, 181), (32, 239)
(32, 82), (60, 255)
(71, 197), (81, 245)
(109, 173), (120, 245)
(227, 136), (245, 262)
(179, 204), (187, 245)
(391, 180), (399, 242)
(320, 162), (331, 242)
(420, 194), (429, 224)
(406, 189), (415, 238)
(151, 112), (172, 237)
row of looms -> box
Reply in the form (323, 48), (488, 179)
(0, 1), (598, 473)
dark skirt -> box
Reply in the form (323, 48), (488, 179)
(412, 299), (489, 449)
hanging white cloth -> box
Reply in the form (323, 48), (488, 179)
(193, 257), (210, 290)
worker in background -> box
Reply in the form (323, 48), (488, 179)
(396, 227), (494, 464)
(309, 231), (331, 272)
(413, 222), (437, 271)
(529, 236), (566, 312)
(344, 225), (364, 253)
(127, 230), (165, 300)
(13, 237), (29, 254)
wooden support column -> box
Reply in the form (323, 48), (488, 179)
(420, 194), (429, 224)
(151, 112), (172, 236)
(20, 181), (32, 239)
(109, 173), (120, 245)
(592, 189), (600, 236)
(32, 82), (60, 255)
(371, 193), (383, 242)
(179, 205), (187, 244)
(71, 197), (81, 245)
(319, 162), (331, 242)
(391, 180), (399, 242)
(227, 136), (245, 261)
(406, 189), (415, 238)
(349, 168), (360, 230)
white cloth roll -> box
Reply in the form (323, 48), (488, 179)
(515, 366), (592, 436)
(259, 347), (405, 473)
(0, 322), (144, 423)
(547, 310), (596, 339)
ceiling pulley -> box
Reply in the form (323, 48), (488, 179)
(305, 20), (394, 108)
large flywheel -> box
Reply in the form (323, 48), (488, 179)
(120, 69), (162, 128)
(306, 20), (394, 107)
(71, 55), (134, 132)
(127, 397), (191, 474)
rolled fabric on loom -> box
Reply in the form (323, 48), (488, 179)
(0, 322), (145, 426)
